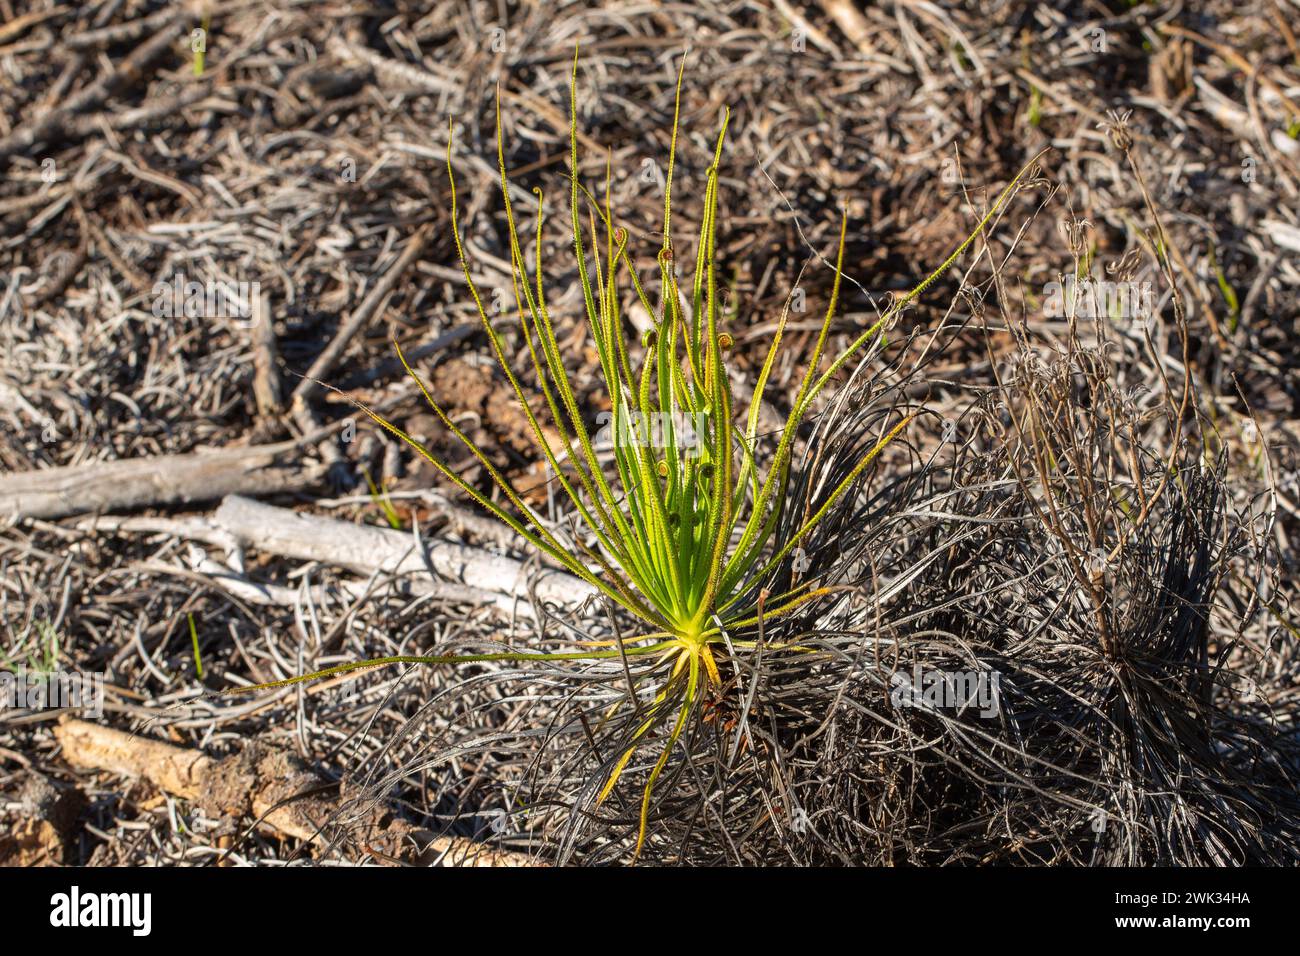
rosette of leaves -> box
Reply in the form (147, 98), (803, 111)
(238, 51), (1039, 856)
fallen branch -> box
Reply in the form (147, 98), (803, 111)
(53, 717), (536, 866)
(249, 291), (284, 419)
(213, 494), (595, 608)
(132, 556), (543, 620)
(0, 440), (325, 520)
(817, 0), (873, 53)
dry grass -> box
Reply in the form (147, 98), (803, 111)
(1, 0), (1298, 866)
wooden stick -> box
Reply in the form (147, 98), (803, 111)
(213, 494), (595, 607)
(816, 0), (874, 53)
(0, 440), (324, 520)
(53, 718), (536, 866)
(249, 290), (284, 419)
(55, 717), (212, 800)
(80, 511), (560, 618)
(65, 3), (204, 49)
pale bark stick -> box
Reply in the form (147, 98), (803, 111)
(0, 441), (325, 520)
(213, 494), (595, 607)
(249, 289), (283, 418)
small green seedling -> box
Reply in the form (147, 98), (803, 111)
(362, 465), (403, 529)
(1, 619), (60, 679)
(232, 51), (1041, 855)
(192, 16), (209, 77)
(188, 613), (204, 679)
(1207, 242), (1240, 334)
